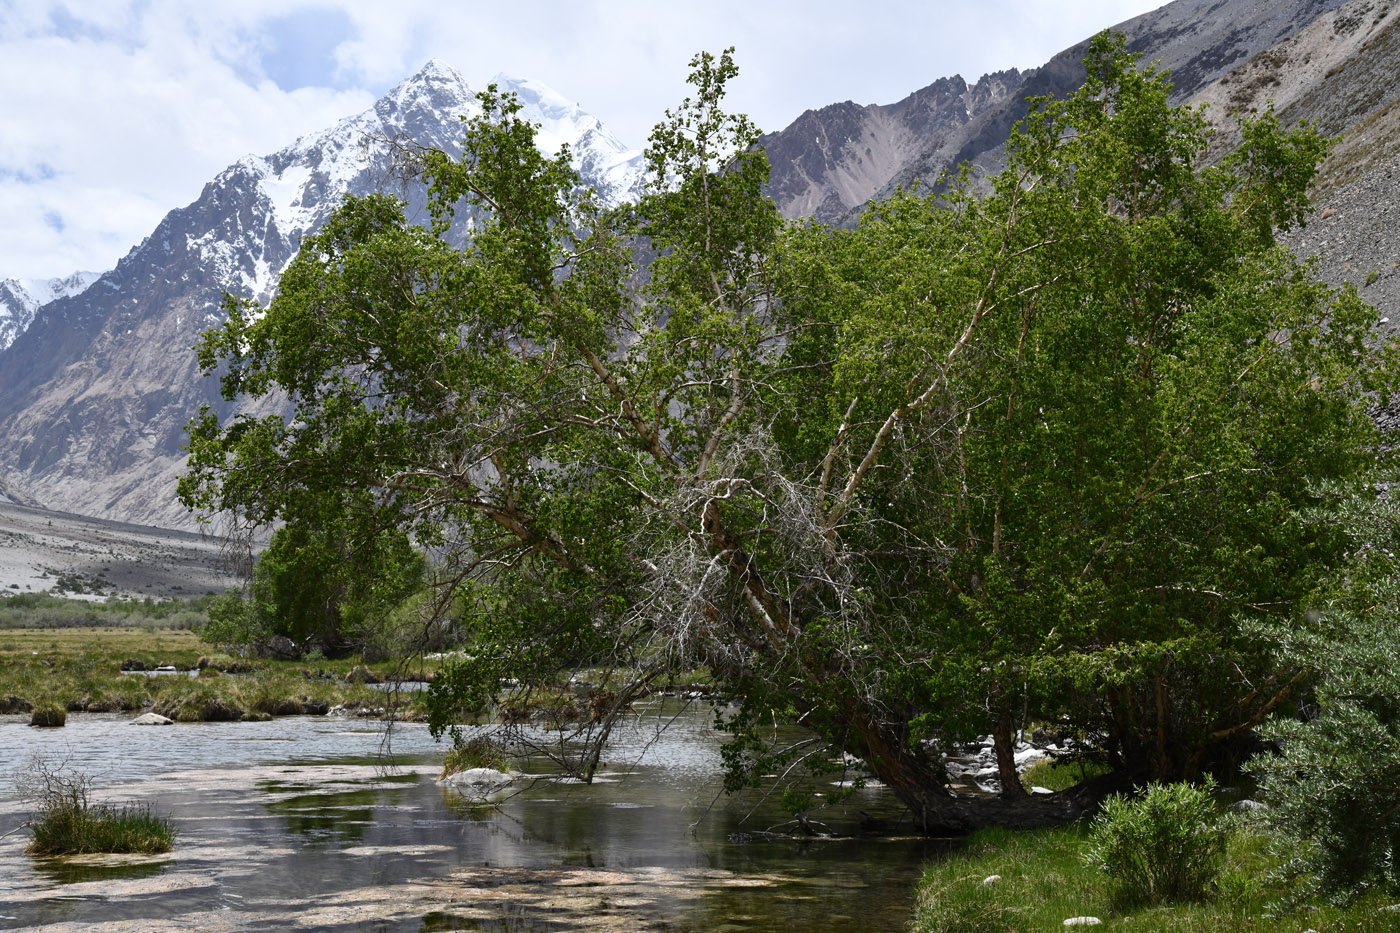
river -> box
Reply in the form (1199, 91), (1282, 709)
(0, 701), (944, 931)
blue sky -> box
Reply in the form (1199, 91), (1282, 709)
(0, 0), (1166, 281)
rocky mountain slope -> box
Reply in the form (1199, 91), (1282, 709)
(1223, 0), (1400, 363)
(761, 0), (1350, 222)
(0, 272), (99, 351)
(0, 61), (644, 529)
(757, 70), (1022, 224)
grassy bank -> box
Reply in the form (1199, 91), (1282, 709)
(913, 822), (1400, 932)
(0, 625), (434, 721)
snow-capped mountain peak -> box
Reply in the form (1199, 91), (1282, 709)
(491, 72), (646, 202)
(166, 59), (649, 307)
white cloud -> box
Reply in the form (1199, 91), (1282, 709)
(0, 0), (1165, 280)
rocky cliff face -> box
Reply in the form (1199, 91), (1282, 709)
(1221, 0), (1400, 358)
(757, 70), (1021, 224)
(0, 60), (644, 529)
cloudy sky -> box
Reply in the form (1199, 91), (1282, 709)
(0, 1), (1166, 282)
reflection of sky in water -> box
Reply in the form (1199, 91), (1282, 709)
(0, 707), (938, 931)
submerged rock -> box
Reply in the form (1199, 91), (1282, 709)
(438, 768), (514, 800)
(131, 712), (175, 725)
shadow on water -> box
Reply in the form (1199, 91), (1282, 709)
(420, 907), (557, 932)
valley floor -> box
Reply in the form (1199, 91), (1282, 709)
(0, 501), (240, 600)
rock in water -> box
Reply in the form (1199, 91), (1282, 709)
(130, 712), (175, 725)
(438, 767), (514, 801)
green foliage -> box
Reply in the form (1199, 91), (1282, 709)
(1020, 757), (1112, 793)
(1248, 484), (1400, 902)
(440, 733), (509, 778)
(19, 758), (175, 856)
(1084, 779), (1226, 906)
(200, 516), (425, 657)
(179, 33), (1398, 818)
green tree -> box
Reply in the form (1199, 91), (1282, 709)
(181, 37), (1394, 830)
(200, 496), (425, 658)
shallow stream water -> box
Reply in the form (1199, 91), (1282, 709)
(0, 702), (943, 931)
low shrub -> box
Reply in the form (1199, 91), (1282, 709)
(1083, 778), (1226, 907)
(19, 758), (175, 856)
(911, 820), (1400, 932)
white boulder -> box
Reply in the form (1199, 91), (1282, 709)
(438, 768), (514, 800)
(130, 712), (174, 725)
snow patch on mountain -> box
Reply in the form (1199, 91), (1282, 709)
(260, 162), (314, 238)
(494, 73), (647, 203)
(0, 271), (101, 349)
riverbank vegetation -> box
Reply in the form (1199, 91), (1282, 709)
(913, 820), (1400, 932)
(0, 624), (431, 721)
(0, 592), (211, 631)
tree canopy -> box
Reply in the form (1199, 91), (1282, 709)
(181, 36), (1397, 832)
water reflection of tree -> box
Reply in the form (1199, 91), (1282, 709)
(259, 784), (400, 848)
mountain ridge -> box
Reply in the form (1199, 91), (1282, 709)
(0, 271), (100, 352)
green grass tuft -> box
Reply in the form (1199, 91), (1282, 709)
(1020, 757), (1111, 792)
(29, 704), (66, 727)
(20, 758), (175, 857)
(28, 799), (176, 856)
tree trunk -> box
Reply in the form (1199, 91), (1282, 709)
(829, 694), (1107, 835)
(992, 709), (1027, 800)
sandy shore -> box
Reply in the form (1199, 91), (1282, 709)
(0, 500), (242, 600)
